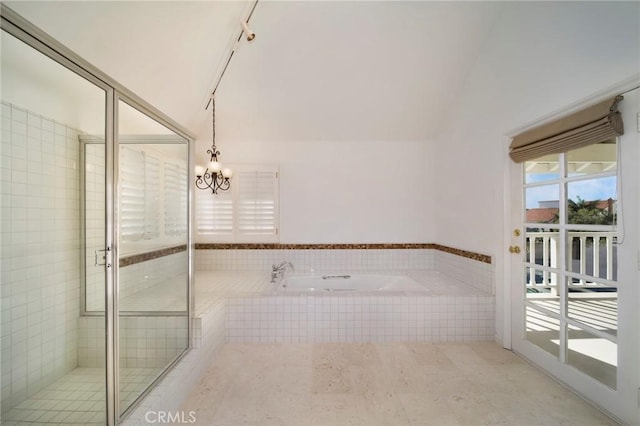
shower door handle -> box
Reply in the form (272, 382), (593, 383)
(95, 247), (111, 267)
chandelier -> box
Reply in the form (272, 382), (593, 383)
(195, 97), (232, 194)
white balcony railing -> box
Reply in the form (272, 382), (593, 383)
(526, 231), (617, 293)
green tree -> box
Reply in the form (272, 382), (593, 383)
(569, 197), (615, 225)
(552, 196), (615, 225)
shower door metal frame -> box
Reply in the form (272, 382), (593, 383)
(0, 5), (196, 425)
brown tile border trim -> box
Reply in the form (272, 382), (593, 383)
(432, 244), (492, 264)
(195, 243), (436, 250)
(194, 243), (492, 264)
(119, 245), (187, 268)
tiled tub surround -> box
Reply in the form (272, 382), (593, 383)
(195, 246), (494, 294)
(194, 247), (495, 344)
(226, 270), (494, 344)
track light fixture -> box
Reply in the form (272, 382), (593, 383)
(205, 1), (259, 111)
(241, 20), (255, 42)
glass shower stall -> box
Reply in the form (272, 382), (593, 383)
(1, 5), (193, 425)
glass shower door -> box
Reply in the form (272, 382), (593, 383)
(116, 99), (189, 418)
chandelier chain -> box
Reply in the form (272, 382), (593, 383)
(211, 96), (216, 151)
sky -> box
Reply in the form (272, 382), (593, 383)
(525, 174), (617, 209)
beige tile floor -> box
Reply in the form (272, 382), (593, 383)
(178, 342), (616, 426)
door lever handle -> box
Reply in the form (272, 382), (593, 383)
(94, 247), (111, 267)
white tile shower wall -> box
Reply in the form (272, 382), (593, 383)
(225, 295), (494, 344)
(435, 251), (494, 295)
(77, 317), (104, 368)
(78, 316), (188, 369)
(121, 304), (226, 426)
(1, 103), (80, 413)
(195, 249), (436, 272)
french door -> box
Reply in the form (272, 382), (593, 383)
(509, 88), (639, 424)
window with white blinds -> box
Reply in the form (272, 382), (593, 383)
(144, 155), (160, 239)
(196, 186), (233, 236)
(237, 170), (278, 236)
(119, 145), (187, 243)
(120, 147), (145, 240)
(164, 162), (187, 236)
(196, 165), (279, 242)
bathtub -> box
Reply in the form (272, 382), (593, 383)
(275, 273), (428, 293)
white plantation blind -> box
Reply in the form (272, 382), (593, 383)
(120, 146), (163, 241)
(120, 147), (145, 240)
(144, 154), (160, 239)
(196, 165), (279, 241)
(119, 144), (182, 242)
(196, 186), (233, 236)
(237, 170), (278, 236)
(164, 162), (187, 236)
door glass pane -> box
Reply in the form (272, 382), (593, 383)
(525, 227), (560, 267)
(566, 277), (617, 338)
(525, 267), (561, 358)
(1, 29), (107, 424)
(525, 267), (559, 300)
(566, 177), (617, 226)
(117, 100), (189, 416)
(567, 324), (617, 389)
(568, 233), (617, 281)
(525, 305), (560, 358)
(567, 140), (617, 177)
(524, 153), (560, 183)
(525, 184), (559, 224)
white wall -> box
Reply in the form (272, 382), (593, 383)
(196, 136), (435, 244)
(433, 0), (639, 357)
(435, 1), (639, 253)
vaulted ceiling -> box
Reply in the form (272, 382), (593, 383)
(5, 1), (504, 142)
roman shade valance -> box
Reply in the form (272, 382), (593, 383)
(509, 95), (624, 163)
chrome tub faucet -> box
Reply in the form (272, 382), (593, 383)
(271, 261), (294, 283)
